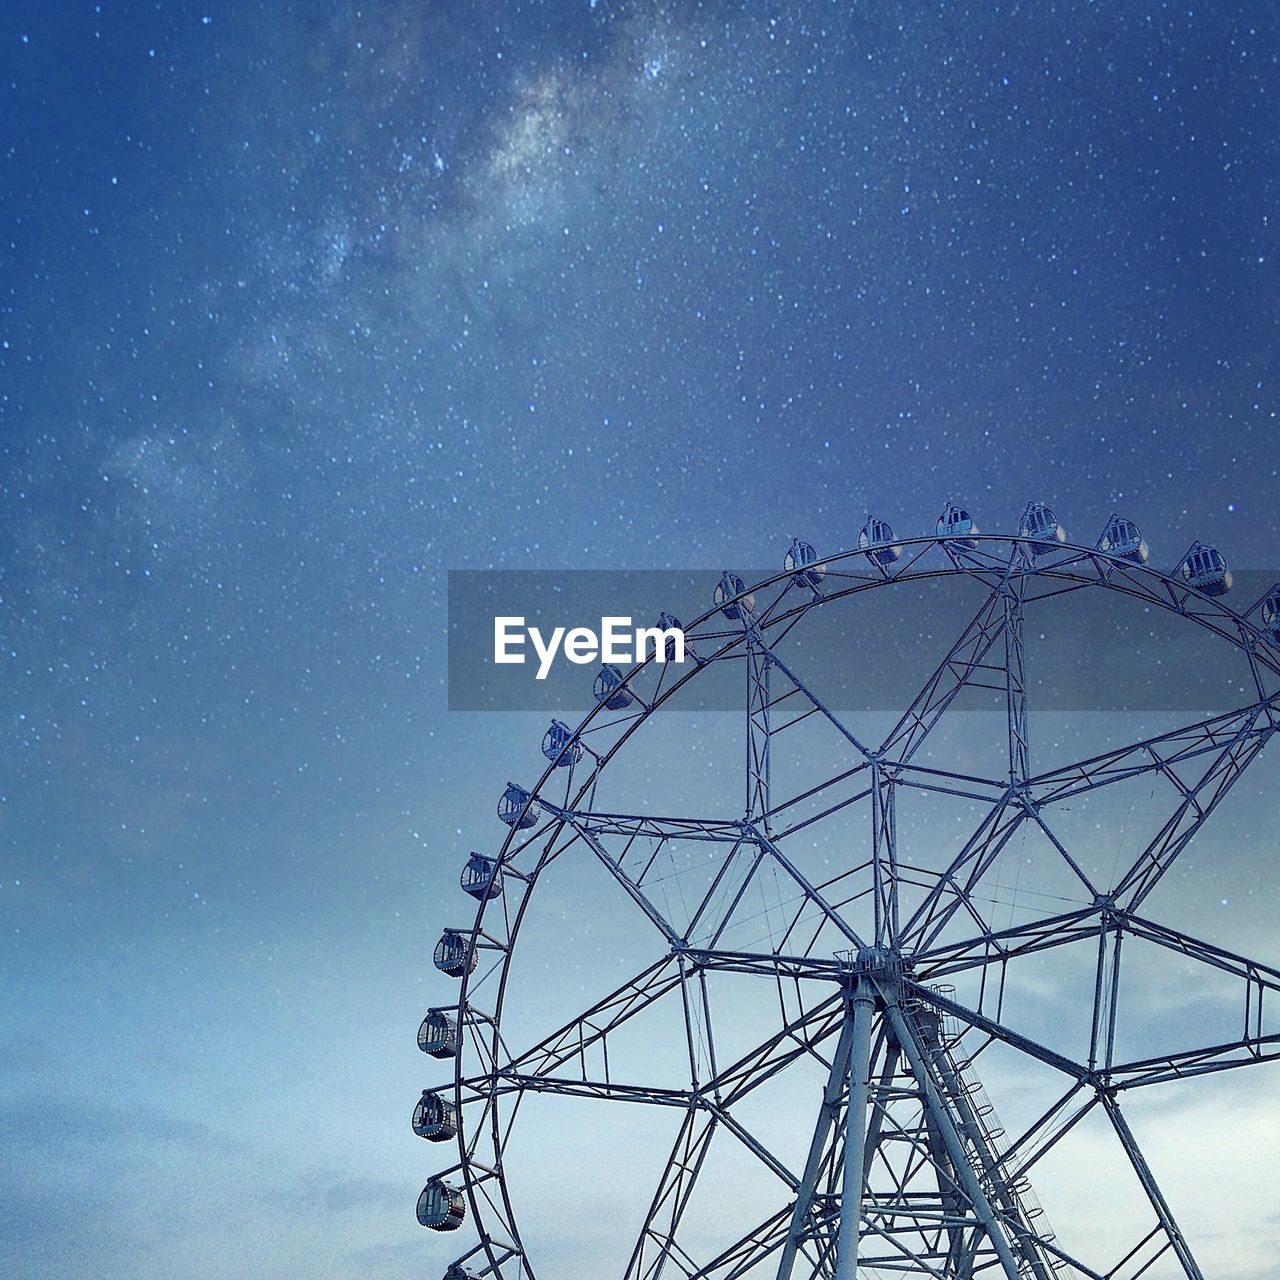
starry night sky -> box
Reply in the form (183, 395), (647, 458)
(2, 3), (1279, 1278)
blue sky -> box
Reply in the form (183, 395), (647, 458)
(2, 2), (1279, 1277)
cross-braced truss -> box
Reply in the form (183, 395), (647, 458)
(417, 532), (1280, 1279)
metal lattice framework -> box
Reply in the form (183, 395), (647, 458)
(416, 515), (1280, 1280)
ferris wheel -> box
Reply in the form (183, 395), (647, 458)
(415, 503), (1280, 1280)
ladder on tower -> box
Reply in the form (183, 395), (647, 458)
(905, 987), (1067, 1280)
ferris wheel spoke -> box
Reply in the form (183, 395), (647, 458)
(767, 767), (875, 840)
(494, 970), (849, 1141)
(1117, 911), (1280, 989)
(1108, 1030), (1280, 1090)
(488, 1074), (697, 1108)
(986, 1082), (1098, 1193)
(537, 804), (842, 958)
(740, 626), (897, 842)
(1003, 572), (1031, 786)
(705, 987), (848, 1109)
(748, 638), (878, 763)
(683, 949), (844, 982)
(1022, 804), (1100, 897)
(913, 903), (1105, 977)
(870, 764), (899, 946)
(914, 914), (1280, 1094)
(494, 955), (685, 1082)
(888, 761), (1010, 804)
(1110, 717), (1275, 911)
(877, 570), (1012, 767)
(709, 1104), (802, 1190)
(534, 983), (824, 1200)
(731, 636), (892, 839)
(543, 808), (749, 843)
(898, 793), (1029, 953)
(483, 990), (849, 1203)
(617, 1102), (812, 1278)
(742, 824), (870, 957)
(563, 817), (683, 944)
(685, 1205), (796, 1279)
(746, 632), (773, 829)
(1027, 698), (1279, 807)
(539, 807), (747, 947)
(904, 981), (1087, 1082)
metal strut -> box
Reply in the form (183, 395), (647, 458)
(745, 625), (772, 830)
(774, 983), (863, 1280)
(882, 994), (1026, 1280)
(1101, 1092), (1206, 1280)
(834, 980), (876, 1279)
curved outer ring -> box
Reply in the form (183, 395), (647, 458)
(446, 533), (1279, 1276)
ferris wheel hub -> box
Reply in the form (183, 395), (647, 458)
(836, 944), (907, 982)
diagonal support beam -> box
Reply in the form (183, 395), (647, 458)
(1114, 714), (1274, 910)
(753, 642), (876, 762)
(625, 1107), (719, 1280)
(557, 816), (682, 944)
(879, 572), (1011, 767)
(904, 980), (1089, 1082)
(1100, 1091), (1205, 1280)
(742, 821), (868, 954)
(881, 992), (1025, 1280)
(1028, 699), (1278, 805)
